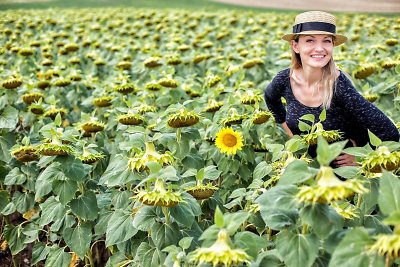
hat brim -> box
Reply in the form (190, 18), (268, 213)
(282, 31), (347, 46)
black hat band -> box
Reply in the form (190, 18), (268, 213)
(293, 22), (336, 34)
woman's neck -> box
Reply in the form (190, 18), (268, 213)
(299, 66), (323, 87)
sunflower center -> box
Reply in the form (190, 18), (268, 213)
(223, 134), (237, 147)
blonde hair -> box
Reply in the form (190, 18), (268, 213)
(290, 36), (338, 109)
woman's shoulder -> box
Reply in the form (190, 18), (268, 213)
(270, 68), (290, 83)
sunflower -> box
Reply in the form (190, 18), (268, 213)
(128, 142), (174, 172)
(185, 183), (218, 200)
(22, 92), (44, 105)
(11, 145), (39, 162)
(361, 146), (400, 173)
(302, 122), (342, 145)
(134, 179), (182, 207)
(215, 127), (244, 156)
(369, 233), (400, 259)
(190, 229), (251, 267)
(296, 166), (368, 204)
(167, 109), (200, 128)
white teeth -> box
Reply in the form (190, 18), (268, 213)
(311, 55), (324, 58)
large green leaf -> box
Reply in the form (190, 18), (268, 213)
(300, 203), (344, 239)
(31, 243), (50, 265)
(278, 159), (317, 185)
(45, 245), (72, 267)
(275, 230), (319, 267)
(4, 224), (28, 255)
(35, 162), (63, 200)
(63, 222), (92, 259)
(253, 161), (272, 180)
(0, 133), (15, 163)
(13, 191), (35, 213)
(136, 242), (163, 267)
(0, 106), (18, 130)
(0, 190), (9, 212)
(316, 138), (347, 166)
(204, 165), (222, 181)
(58, 156), (90, 182)
(169, 193), (201, 228)
(151, 222), (181, 249)
(99, 155), (134, 186)
(94, 210), (113, 236)
(250, 250), (284, 267)
(235, 231), (268, 259)
(39, 196), (67, 226)
(106, 209), (138, 247)
(329, 228), (384, 267)
(4, 167), (26, 185)
(256, 185), (299, 230)
(132, 206), (158, 231)
(52, 179), (78, 205)
(70, 190), (99, 221)
(378, 171), (400, 215)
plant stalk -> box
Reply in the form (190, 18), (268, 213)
(162, 206), (171, 225)
(302, 224), (309, 235)
(86, 249), (95, 267)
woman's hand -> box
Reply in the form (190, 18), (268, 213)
(333, 153), (358, 167)
(281, 122), (294, 138)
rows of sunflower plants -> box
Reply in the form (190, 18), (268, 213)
(0, 7), (399, 267)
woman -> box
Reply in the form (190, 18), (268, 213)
(264, 11), (399, 166)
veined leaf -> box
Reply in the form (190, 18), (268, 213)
(106, 209), (138, 247)
(253, 161), (272, 180)
(70, 190), (99, 221)
(52, 179), (78, 205)
(378, 171), (400, 215)
(63, 222), (92, 259)
(44, 245), (72, 267)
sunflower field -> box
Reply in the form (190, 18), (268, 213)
(0, 6), (399, 267)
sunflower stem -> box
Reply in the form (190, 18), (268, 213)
(302, 224), (309, 235)
(162, 206), (171, 225)
(176, 128), (181, 144)
(266, 228), (272, 241)
(385, 254), (390, 267)
(356, 194), (362, 208)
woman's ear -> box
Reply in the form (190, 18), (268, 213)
(291, 40), (299, 53)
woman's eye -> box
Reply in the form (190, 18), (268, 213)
(324, 40), (332, 43)
(306, 39), (314, 43)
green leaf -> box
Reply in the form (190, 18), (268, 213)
(151, 222), (181, 249)
(368, 130), (382, 147)
(31, 243), (50, 265)
(146, 161), (162, 174)
(329, 228), (384, 267)
(378, 171), (400, 215)
(256, 185), (299, 230)
(235, 231), (268, 259)
(63, 222), (92, 259)
(13, 191), (34, 213)
(278, 160), (317, 185)
(52, 179), (78, 205)
(298, 120), (312, 132)
(275, 231), (319, 267)
(319, 108), (326, 121)
(35, 162), (63, 200)
(250, 250), (284, 267)
(4, 224), (28, 255)
(132, 206), (158, 231)
(214, 206), (224, 228)
(383, 210), (400, 226)
(224, 211), (251, 235)
(54, 113), (62, 127)
(95, 210), (113, 236)
(39, 196), (67, 226)
(99, 155), (134, 187)
(136, 242), (163, 267)
(300, 204), (344, 239)
(106, 209), (138, 247)
(58, 157), (90, 182)
(169, 193), (200, 228)
(0, 190), (9, 212)
(179, 237), (193, 250)
(196, 168), (205, 181)
(4, 167), (26, 185)
(0, 133), (15, 163)
(333, 166), (360, 179)
(203, 165), (221, 181)
(316, 138), (347, 166)
(253, 161), (272, 180)
(45, 245), (72, 267)
(70, 190), (99, 221)
(300, 114), (315, 123)
(0, 106), (18, 130)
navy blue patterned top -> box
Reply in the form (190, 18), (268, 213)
(264, 68), (399, 147)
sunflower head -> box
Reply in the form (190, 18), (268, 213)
(220, 109), (247, 126)
(116, 61), (132, 70)
(190, 229), (251, 267)
(2, 77), (22, 89)
(159, 77), (178, 88)
(240, 90), (263, 105)
(361, 146), (400, 173)
(79, 121), (105, 133)
(204, 100), (223, 113)
(385, 38), (399, 46)
(134, 179), (182, 207)
(93, 96), (113, 107)
(362, 92), (379, 103)
(22, 92), (44, 105)
(145, 81), (162, 91)
(369, 233), (400, 259)
(215, 127), (244, 156)
(117, 113), (145, 125)
(128, 142), (174, 172)
(302, 123), (342, 145)
(205, 74), (221, 88)
(37, 143), (73, 156)
(331, 202), (359, 219)
(185, 183), (218, 200)
(114, 83), (136, 94)
(143, 57), (162, 68)
(77, 152), (104, 164)
(252, 110), (272, 124)
(296, 166), (368, 203)
(36, 80), (50, 90)
(53, 78), (71, 87)
(43, 107), (67, 119)
(11, 145), (39, 162)
(353, 63), (376, 79)
(136, 104), (157, 114)
(167, 109), (200, 128)
(28, 103), (45, 115)
(242, 58), (264, 69)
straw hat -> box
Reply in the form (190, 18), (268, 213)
(282, 11), (347, 46)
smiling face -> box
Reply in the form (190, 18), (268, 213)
(291, 34), (334, 69)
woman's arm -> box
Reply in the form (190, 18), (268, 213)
(281, 122), (294, 138)
(264, 69), (288, 124)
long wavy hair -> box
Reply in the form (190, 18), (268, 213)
(290, 36), (338, 109)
